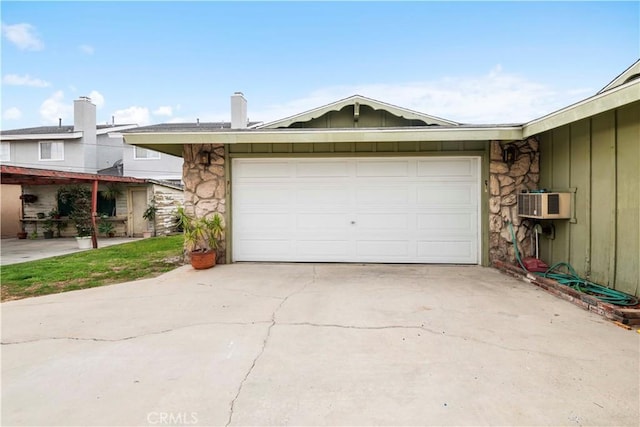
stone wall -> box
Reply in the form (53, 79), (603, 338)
(182, 144), (227, 263)
(489, 138), (540, 265)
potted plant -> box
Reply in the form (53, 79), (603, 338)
(58, 185), (94, 248)
(43, 217), (55, 239)
(142, 200), (157, 238)
(175, 207), (225, 269)
(98, 216), (115, 238)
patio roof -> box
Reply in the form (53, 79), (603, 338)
(0, 165), (147, 186)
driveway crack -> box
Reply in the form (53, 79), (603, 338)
(0, 321), (271, 345)
(226, 266), (316, 427)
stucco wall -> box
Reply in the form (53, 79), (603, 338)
(1, 184), (22, 237)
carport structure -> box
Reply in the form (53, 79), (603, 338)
(1, 165), (146, 247)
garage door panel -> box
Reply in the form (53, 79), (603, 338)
(297, 213), (349, 230)
(296, 186), (349, 204)
(417, 213), (474, 232)
(356, 160), (409, 177)
(235, 239), (291, 258)
(357, 186), (410, 204)
(235, 161), (291, 178)
(417, 158), (476, 178)
(296, 161), (349, 177)
(235, 213), (291, 231)
(232, 157), (479, 264)
(356, 213), (409, 230)
(416, 184), (476, 205)
(234, 185), (292, 205)
(296, 240), (350, 257)
(356, 240), (409, 257)
(417, 240), (474, 261)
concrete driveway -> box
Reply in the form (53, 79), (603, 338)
(2, 264), (638, 426)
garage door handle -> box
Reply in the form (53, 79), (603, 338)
(351, 221), (356, 224)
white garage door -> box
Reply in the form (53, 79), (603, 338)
(232, 157), (480, 264)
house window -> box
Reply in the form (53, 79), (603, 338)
(39, 141), (64, 161)
(134, 147), (160, 159)
(0, 142), (10, 161)
(57, 190), (116, 217)
(97, 192), (116, 217)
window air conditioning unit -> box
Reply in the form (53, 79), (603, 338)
(517, 192), (571, 219)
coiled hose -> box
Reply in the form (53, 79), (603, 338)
(509, 221), (638, 306)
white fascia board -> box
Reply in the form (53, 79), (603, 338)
(97, 124), (139, 135)
(523, 80), (640, 138)
(123, 126), (522, 147)
(0, 132), (83, 141)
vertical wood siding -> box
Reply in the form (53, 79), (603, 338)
(538, 102), (639, 297)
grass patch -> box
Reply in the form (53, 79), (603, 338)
(1, 235), (184, 302)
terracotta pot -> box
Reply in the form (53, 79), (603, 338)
(190, 250), (216, 270)
(17, 231), (27, 239)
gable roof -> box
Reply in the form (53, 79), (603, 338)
(598, 59), (640, 94)
(258, 94), (460, 129)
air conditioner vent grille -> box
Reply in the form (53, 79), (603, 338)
(517, 192), (571, 219)
(547, 194), (560, 214)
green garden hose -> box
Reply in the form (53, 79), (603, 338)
(508, 221), (638, 307)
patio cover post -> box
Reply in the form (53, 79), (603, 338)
(91, 180), (98, 249)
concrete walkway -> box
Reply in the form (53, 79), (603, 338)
(2, 263), (638, 426)
(0, 237), (143, 265)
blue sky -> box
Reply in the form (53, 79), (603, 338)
(1, 1), (638, 129)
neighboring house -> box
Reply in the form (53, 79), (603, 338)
(0, 97), (184, 236)
(0, 96), (183, 180)
(0, 165), (184, 238)
(122, 63), (639, 298)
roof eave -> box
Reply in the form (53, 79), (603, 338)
(523, 79), (640, 138)
(1, 132), (83, 141)
(123, 126), (522, 158)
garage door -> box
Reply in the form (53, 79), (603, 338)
(232, 157), (480, 264)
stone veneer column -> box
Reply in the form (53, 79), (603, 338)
(489, 138), (540, 265)
(182, 144), (227, 263)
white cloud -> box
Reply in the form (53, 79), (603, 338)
(153, 106), (173, 116)
(112, 106), (150, 125)
(3, 107), (22, 120)
(79, 44), (94, 55)
(88, 90), (105, 108)
(252, 66), (589, 125)
(2, 73), (50, 87)
(40, 91), (72, 124)
(1, 22), (44, 51)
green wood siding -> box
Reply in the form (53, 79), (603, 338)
(538, 102), (639, 297)
(286, 105), (429, 128)
(616, 104), (640, 295)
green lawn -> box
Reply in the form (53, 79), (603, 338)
(1, 235), (184, 302)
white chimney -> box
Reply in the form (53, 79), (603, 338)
(74, 96), (96, 133)
(230, 92), (247, 129)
